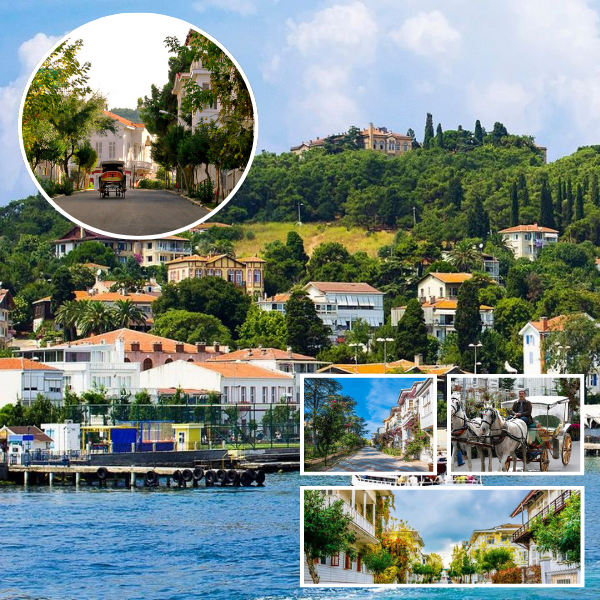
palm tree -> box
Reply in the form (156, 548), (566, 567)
(448, 240), (483, 272)
(112, 299), (147, 329)
(78, 301), (117, 337)
(54, 299), (84, 341)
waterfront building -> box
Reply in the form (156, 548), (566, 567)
(0, 288), (15, 349)
(140, 360), (295, 421)
(510, 489), (581, 584)
(52, 226), (191, 266)
(519, 315), (600, 393)
(0, 425), (53, 457)
(465, 523), (527, 584)
(166, 254), (265, 296)
(40, 422), (81, 454)
(499, 224), (559, 260)
(303, 489), (388, 584)
(172, 423), (205, 451)
(0, 358), (64, 407)
(291, 123), (412, 156)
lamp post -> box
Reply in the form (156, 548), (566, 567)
(348, 343), (360, 364)
(297, 202), (303, 226)
(377, 337), (394, 373)
(468, 343), (482, 374)
(554, 343), (571, 373)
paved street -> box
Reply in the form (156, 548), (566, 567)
(451, 441), (581, 474)
(54, 189), (210, 236)
(322, 446), (429, 473)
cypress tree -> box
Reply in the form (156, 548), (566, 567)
(565, 178), (574, 225)
(474, 119), (483, 144)
(435, 123), (444, 148)
(423, 113), (434, 149)
(539, 177), (555, 229)
(467, 196), (490, 238)
(576, 183), (584, 221)
(394, 298), (429, 360)
(518, 173), (529, 206)
(446, 177), (463, 210)
(555, 177), (563, 230)
(455, 279), (483, 358)
(510, 181), (519, 226)
(591, 173), (599, 206)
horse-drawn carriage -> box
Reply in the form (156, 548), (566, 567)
(99, 160), (127, 198)
(451, 394), (573, 472)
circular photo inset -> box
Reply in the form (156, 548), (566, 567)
(19, 13), (257, 239)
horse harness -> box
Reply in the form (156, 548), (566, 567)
(481, 408), (527, 446)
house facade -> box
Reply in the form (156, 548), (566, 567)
(499, 224), (559, 260)
(0, 358), (64, 407)
(166, 254), (265, 296)
(0, 289), (15, 349)
(303, 282), (385, 340)
(511, 489), (581, 584)
(40, 422), (81, 454)
(416, 272), (473, 304)
(303, 489), (385, 584)
(88, 111), (157, 189)
(52, 226), (191, 266)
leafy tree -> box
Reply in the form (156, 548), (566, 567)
(72, 142), (97, 190)
(448, 240), (483, 272)
(151, 309), (231, 346)
(493, 298), (532, 337)
(50, 266), (76, 312)
(394, 299), (428, 360)
(62, 241), (117, 269)
(304, 378), (342, 451)
(445, 176), (463, 210)
(236, 304), (288, 349)
(303, 490), (356, 584)
(482, 547), (516, 575)
(285, 289), (330, 356)
(69, 264), (96, 291)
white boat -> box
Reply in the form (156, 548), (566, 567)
(351, 474), (483, 487)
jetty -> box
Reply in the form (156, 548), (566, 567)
(584, 442), (600, 456)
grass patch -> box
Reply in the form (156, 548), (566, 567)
(234, 222), (395, 258)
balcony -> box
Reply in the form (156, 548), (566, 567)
(512, 490), (576, 543)
(128, 160), (153, 171)
(324, 495), (376, 540)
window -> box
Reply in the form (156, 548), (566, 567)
(215, 269), (222, 277)
(331, 553), (340, 567)
(178, 432), (185, 444)
(262, 387), (268, 403)
(224, 386), (229, 403)
(241, 387), (247, 402)
(236, 270), (243, 284)
(254, 269), (261, 283)
(142, 358), (153, 371)
(271, 387), (277, 403)
(529, 352), (534, 365)
(403, 142), (408, 152)
(250, 387), (255, 403)
(109, 141), (115, 159)
(227, 269), (235, 282)
(95, 142), (102, 158)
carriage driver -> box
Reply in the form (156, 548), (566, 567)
(510, 390), (533, 425)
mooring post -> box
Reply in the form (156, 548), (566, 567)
(24, 470), (29, 487)
(130, 471), (136, 488)
(49, 472), (54, 486)
(75, 472), (80, 487)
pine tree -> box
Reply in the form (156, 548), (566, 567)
(539, 177), (555, 229)
(576, 183), (584, 221)
(394, 298), (429, 360)
(423, 113), (434, 149)
(474, 119), (483, 144)
(591, 173), (599, 207)
(518, 173), (529, 206)
(467, 196), (490, 238)
(435, 123), (444, 148)
(446, 177), (463, 210)
(285, 289), (330, 356)
(510, 181), (519, 226)
(455, 279), (483, 358)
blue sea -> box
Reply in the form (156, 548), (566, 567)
(0, 461), (596, 600)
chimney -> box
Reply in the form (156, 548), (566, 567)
(152, 342), (162, 352)
(131, 341), (140, 352)
(213, 341), (220, 353)
(287, 346), (293, 358)
(196, 341), (206, 353)
(414, 354), (422, 367)
(540, 316), (548, 332)
(175, 343), (184, 353)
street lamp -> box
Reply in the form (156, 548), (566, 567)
(297, 202), (303, 226)
(468, 343), (482, 375)
(376, 338), (394, 373)
(554, 343), (571, 373)
(348, 343), (360, 364)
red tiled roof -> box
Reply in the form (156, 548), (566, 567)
(306, 282), (383, 294)
(499, 223), (559, 234)
(104, 111), (145, 129)
(208, 348), (320, 362)
(191, 362), (292, 379)
(426, 273), (472, 284)
(0, 358), (59, 371)
(528, 315), (567, 333)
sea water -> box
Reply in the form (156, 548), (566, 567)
(0, 463), (596, 600)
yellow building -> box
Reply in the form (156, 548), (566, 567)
(166, 254), (265, 296)
(172, 424), (205, 451)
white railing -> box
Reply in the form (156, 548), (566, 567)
(129, 160), (153, 170)
(325, 495), (375, 537)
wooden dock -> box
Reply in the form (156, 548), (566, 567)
(585, 443), (600, 456)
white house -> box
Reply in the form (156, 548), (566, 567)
(417, 272), (473, 304)
(510, 489), (581, 584)
(0, 358), (64, 407)
(0, 289), (15, 349)
(41, 422), (81, 454)
(499, 224), (559, 260)
(88, 111), (157, 189)
(303, 489), (386, 584)
(303, 282), (385, 341)
(140, 360), (295, 421)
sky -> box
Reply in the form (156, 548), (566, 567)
(331, 376), (425, 436)
(4, 1), (600, 203)
(391, 488), (526, 567)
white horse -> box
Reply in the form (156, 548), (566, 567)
(480, 407), (528, 472)
(450, 395), (492, 472)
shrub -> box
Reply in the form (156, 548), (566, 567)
(246, 230), (255, 240)
(37, 177), (57, 198)
(192, 179), (215, 204)
(138, 179), (165, 190)
(55, 175), (74, 196)
(492, 565), (541, 584)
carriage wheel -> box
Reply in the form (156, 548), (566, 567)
(540, 447), (550, 471)
(562, 433), (572, 466)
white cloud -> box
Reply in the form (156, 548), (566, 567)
(193, 0), (258, 16)
(391, 10), (460, 56)
(0, 33), (60, 201)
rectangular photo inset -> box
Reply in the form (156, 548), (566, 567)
(448, 375), (583, 475)
(301, 486), (584, 587)
(301, 374), (438, 476)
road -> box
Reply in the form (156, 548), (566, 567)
(321, 446), (429, 473)
(54, 189), (211, 236)
(451, 441), (581, 474)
